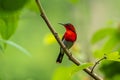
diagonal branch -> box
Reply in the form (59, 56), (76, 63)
(35, 0), (80, 65)
(35, 0), (103, 80)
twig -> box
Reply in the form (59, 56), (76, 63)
(35, 0), (103, 80)
(91, 57), (106, 73)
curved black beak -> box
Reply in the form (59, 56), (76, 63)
(58, 23), (65, 26)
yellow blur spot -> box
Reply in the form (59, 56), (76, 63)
(43, 33), (56, 45)
(43, 33), (65, 45)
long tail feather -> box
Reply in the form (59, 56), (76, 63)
(56, 52), (64, 63)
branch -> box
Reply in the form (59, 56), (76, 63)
(35, 0), (80, 65)
(35, 0), (103, 80)
(91, 56), (106, 73)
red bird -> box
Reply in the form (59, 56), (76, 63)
(56, 23), (77, 63)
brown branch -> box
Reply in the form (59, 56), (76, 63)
(35, 0), (103, 80)
(35, 0), (80, 65)
(91, 56), (106, 73)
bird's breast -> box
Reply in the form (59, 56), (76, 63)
(64, 31), (77, 42)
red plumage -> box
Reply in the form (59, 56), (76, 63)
(64, 30), (77, 42)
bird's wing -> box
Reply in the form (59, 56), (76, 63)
(62, 35), (65, 41)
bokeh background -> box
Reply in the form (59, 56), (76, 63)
(0, 0), (120, 80)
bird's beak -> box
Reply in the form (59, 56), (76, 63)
(58, 23), (65, 26)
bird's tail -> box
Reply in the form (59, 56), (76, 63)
(56, 52), (64, 63)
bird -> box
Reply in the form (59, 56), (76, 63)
(56, 23), (77, 63)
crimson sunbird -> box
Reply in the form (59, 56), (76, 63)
(56, 23), (77, 63)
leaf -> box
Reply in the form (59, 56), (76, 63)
(0, 0), (29, 12)
(0, 13), (19, 40)
(102, 36), (120, 53)
(0, 39), (31, 57)
(0, 0), (29, 40)
(93, 36), (120, 58)
(105, 51), (120, 62)
(71, 63), (93, 74)
(52, 63), (93, 80)
(91, 28), (116, 44)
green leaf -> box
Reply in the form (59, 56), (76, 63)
(91, 28), (116, 44)
(70, 63), (93, 74)
(102, 36), (120, 52)
(93, 36), (120, 58)
(105, 51), (120, 62)
(0, 39), (31, 57)
(0, 13), (19, 40)
(0, 0), (29, 12)
(52, 63), (93, 80)
(0, 0), (31, 40)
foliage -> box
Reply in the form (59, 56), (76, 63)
(0, 0), (29, 12)
(0, 39), (31, 56)
(91, 22), (120, 79)
(0, 0), (30, 53)
(100, 61), (120, 80)
(105, 51), (120, 62)
(0, 0), (120, 80)
(91, 28), (116, 44)
(0, 13), (19, 40)
(91, 25), (120, 58)
(53, 63), (93, 80)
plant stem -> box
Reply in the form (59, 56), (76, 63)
(91, 57), (106, 73)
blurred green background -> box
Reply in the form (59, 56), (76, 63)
(0, 0), (120, 80)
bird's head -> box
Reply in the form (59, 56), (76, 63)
(59, 23), (76, 32)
